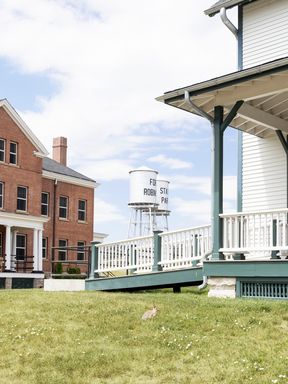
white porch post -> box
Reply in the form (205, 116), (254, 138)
(38, 229), (43, 272)
(11, 230), (17, 271)
(5, 225), (11, 271)
(33, 228), (38, 271)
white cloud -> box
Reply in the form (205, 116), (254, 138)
(93, 197), (125, 224)
(74, 159), (133, 182)
(170, 175), (237, 201)
(147, 154), (193, 170)
(0, 0), (236, 161)
(171, 197), (211, 225)
(0, 0), (238, 238)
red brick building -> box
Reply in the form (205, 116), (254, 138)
(0, 99), (97, 288)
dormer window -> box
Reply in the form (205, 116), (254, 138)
(0, 139), (5, 162)
(9, 142), (17, 165)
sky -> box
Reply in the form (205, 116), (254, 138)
(0, 0), (239, 241)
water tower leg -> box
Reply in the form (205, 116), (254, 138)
(165, 215), (169, 232)
(149, 207), (153, 235)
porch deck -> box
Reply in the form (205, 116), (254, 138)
(87, 212), (288, 298)
(86, 267), (203, 291)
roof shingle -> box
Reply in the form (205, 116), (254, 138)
(42, 157), (95, 183)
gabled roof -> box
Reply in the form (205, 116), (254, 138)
(204, 0), (255, 16)
(0, 99), (48, 157)
(43, 157), (97, 188)
(156, 56), (288, 138)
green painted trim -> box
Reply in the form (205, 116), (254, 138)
(221, 100), (244, 132)
(203, 260), (288, 277)
(238, 5), (243, 71)
(89, 242), (100, 279)
(276, 131), (288, 209)
(152, 231), (162, 272)
(211, 106), (224, 260)
(237, 130), (243, 212)
(85, 267), (203, 291)
(237, 6), (243, 213)
(236, 279), (241, 297)
(271, 220), (280, 259)
(237, 277), (288, 300)
(276, 130), (288, 155)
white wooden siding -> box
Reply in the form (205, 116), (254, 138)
(242, 0), (287, 211)
(242, 133), (286, 211)
(243, 0), (288, 68)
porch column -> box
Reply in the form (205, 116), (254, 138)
(38, 229), (43, 272)
(11, 230), (17, 271)
(33, 228), (38, 271)
(211, 106), (224, 260)
(5, 225), (11, 271)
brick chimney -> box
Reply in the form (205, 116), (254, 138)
(53, 137), (67, 166)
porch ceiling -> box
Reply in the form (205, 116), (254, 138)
(156, 57), (288, 138)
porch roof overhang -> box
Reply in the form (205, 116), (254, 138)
(156, 57), (288, 138)
(0, 211), (49, 230)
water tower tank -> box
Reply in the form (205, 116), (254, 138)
(129, 167), (158, 206)
(157, 179), (169, 212)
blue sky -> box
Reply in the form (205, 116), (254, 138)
(0, 0), (238, 240)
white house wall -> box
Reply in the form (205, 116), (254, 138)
(243, 0), (288, 68)
(242, 0), (288, 211)
(242, 134), (286, 210)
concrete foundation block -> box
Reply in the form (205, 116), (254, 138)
(44, 279), (85, 292)
(5, 278), (12, 289)
(208, 277), (236, 299)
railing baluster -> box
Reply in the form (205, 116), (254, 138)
(220, 208), (288, 259)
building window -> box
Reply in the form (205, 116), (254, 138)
(59, 196), (68, 219)
(41, 192), (49, 216)
(0, 233), (2, 258)
(58, 239), (67, 261)
(42, 238), (47, 259)
(16, 234), (26, 261)
(78, 199), (86, 222)
(9, 142), (17, 165)
(0, 182), (4, 209)
(0, 139), (5, 162)
(77, 241), (85, 261)
(17, 186), (28, 211)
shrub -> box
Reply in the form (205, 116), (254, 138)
(67, 267), (81, 275)
(55, 262), (63, 274)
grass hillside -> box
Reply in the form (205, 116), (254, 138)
(0, 289), (287, 384)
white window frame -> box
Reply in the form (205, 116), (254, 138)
(77, 241), (85, 261)
(78, 199), (87, 222)
(59, 196), (68, 219)
(16, 234), (26, 261)
(0, 139), (5, 162)
(9, 141), (17, 165)
(42, 237), (48, 259)
(58, 239), (67, 261)
(0, 182), (4, 209)
(17, 186), (28, 212)
(41, 192), (49, 216)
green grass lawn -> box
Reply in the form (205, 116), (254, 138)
(0, 288), (287, 384)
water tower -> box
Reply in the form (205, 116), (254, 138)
(128, 167), (158, 237)
(155, 179), (170, 232)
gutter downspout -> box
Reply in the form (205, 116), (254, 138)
(184, 91), (213, 124)
(220, 7), (238, 38)
(52, 179), (58, 272)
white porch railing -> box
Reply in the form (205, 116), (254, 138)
(94, 225), (212, 276)
(96, 235), (154, 274)
(220, 208), (288, 259)
(159, 225), (211, 270)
